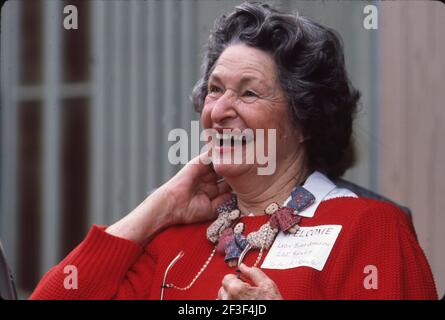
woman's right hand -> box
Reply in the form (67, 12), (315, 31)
(106, 153), (232, 245)
(162, 153), (232, 225)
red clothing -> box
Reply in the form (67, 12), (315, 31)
(30, 197), (438, 300)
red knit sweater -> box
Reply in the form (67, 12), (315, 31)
(30, 197), (438, 300)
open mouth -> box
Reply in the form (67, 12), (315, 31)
(216, 132), (251, 148)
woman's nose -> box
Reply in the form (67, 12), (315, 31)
(210, 91), (238, 124)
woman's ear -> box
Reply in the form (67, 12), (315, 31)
(293, 128), (306, 144)
(299, 134), (310, 144)
(294, 125), (310, 144)
(298, 134), (305, 144)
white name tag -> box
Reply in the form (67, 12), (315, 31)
(261, 225), (342, 271)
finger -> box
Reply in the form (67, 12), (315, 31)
(238, 263), (271, 287)
(217, 286), (229, 300)
(200, 165), (225, 183)
(217, 180), (231, 195)
(187, 153), (214, 178)
(206, 180), (230, 196)
(222, 273), (248, 298)
(200, 171), (218, 183)
(201, 180), (231, 200)
(200, 170), (226, 186)
(200, 183), (219, 199)
(189, 151), (212, 167)
(222, 273), (239, 286)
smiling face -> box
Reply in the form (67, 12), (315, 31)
(201, 44), (303, 178)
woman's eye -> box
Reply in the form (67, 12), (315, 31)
(209, 85), (222, 93)
(243, 90), (258, 97)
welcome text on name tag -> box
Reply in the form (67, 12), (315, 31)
(261, 225), (342, 271)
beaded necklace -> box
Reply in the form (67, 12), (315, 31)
(160, 186), (315, 299)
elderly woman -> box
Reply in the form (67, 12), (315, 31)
(31, 2), (437, 300)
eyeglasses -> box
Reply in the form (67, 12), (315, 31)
(160, 251), (184, 300)
(160, 245), (253, 299)
(160, 247), (217, 300)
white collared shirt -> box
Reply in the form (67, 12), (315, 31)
(283, 171), (357, 218)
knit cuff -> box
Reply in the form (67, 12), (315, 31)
(63, 225), (144, 288)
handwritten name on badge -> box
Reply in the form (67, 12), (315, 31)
(262, 225), (342, 271)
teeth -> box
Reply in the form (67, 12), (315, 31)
(214, 131), (253, 143)
(215, 133), (238, 140)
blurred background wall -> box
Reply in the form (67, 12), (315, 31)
(0, 0), (443, 298)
